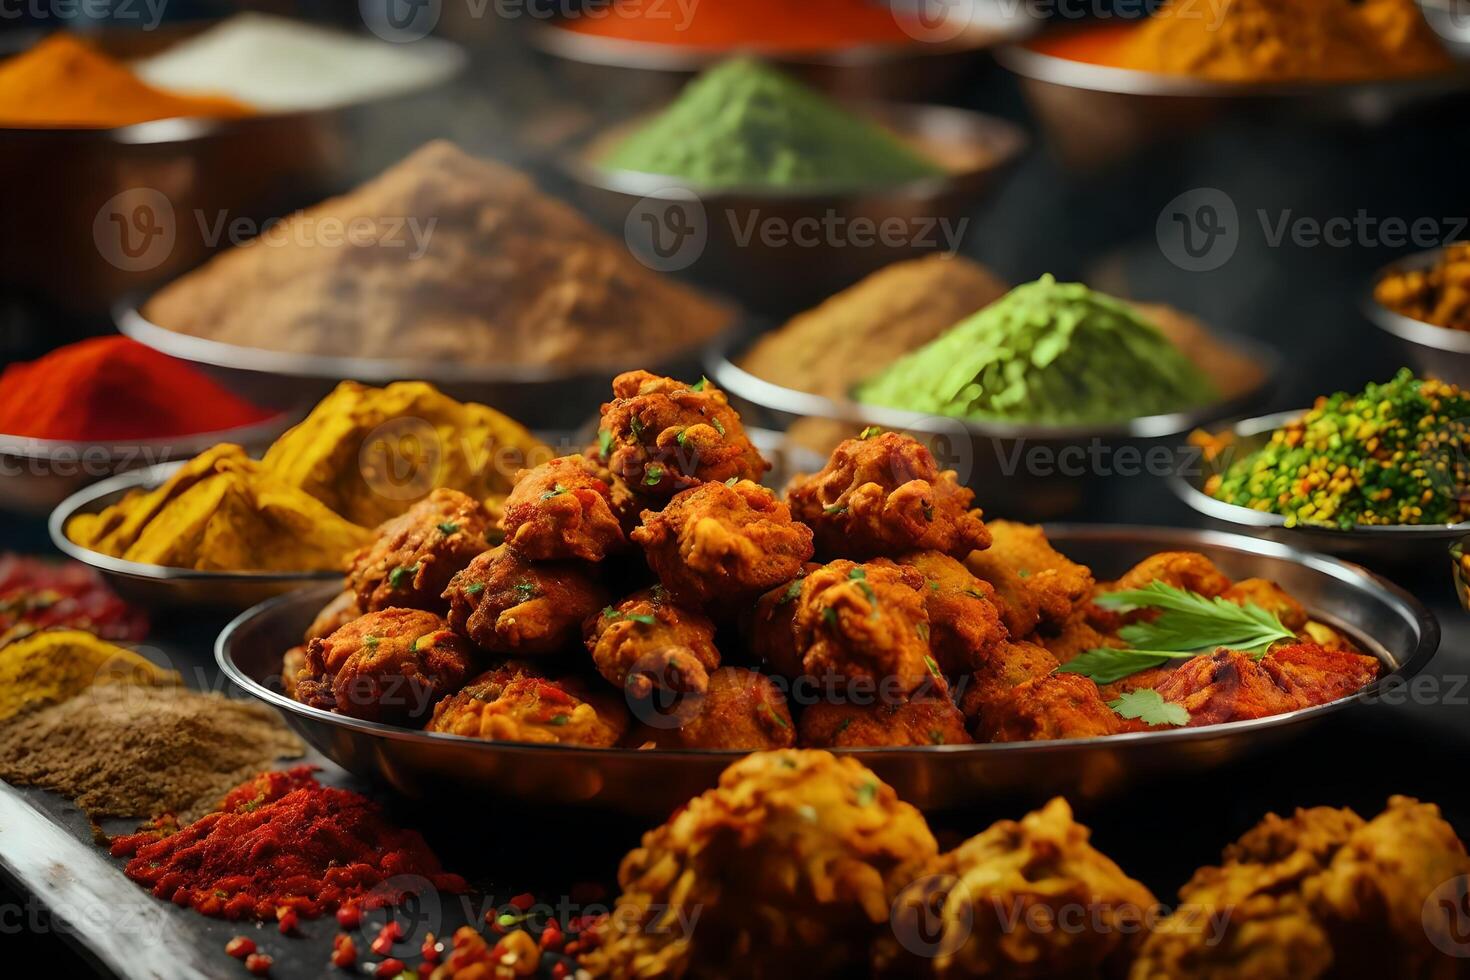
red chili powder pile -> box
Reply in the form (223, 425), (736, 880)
(555, 0), (920, 52)
(0, 336), (274, 441)
(110, 767), (467, 920)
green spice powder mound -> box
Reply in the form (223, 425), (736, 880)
(601, 57), (945, 189)
(1206, 369), (1470, 528)
(855, 275), (1217, 424)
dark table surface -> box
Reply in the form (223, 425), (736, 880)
(2, 15), (1469, 978)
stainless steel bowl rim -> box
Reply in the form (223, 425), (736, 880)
(117, 301), (742, 386)
(1173, 408), (1470, 538)
(0, 413), (293, 462)
(707, 326), (1282, 441)
(48, 460), (341, 584)
(996, 40), (1470, 97)
(561, 101), (1030, 202)
(1363, 244), (1470, 354)
(218, 524), (1439, 761)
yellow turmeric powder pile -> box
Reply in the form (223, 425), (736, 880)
(1111, 0), (1453, 82)
(0, 629), (178, 721)
(1375, 243), (1470, 332)
(0, 33), (253, 128)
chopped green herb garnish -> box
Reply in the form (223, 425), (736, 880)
(365, 635), (381, 650)
(922, 501), (935, 521)
(465, 582), (486, 596)
(834, 717), (854, 736)
(923, 652), (940, 676)
(644, 465), (664, 486)
(859, 426), (883, 440)
(725, 476), (740, 486)
(598, 429), (614, 457)
(388, 564), (419, 589)
(855, 780), (878, 806)
(711, 417), (725, 436)
(778, 579), (803, 604)
(437, 521), (460, 535)
(928, 729), (945, 744)
(627, 613), (657, 626)
(514, 582), (538, 600)
(548, 714), (571, 727)
(541, 484), (568, 500)
(823, 504), (847, 515)
(690, 376), (708, 392)
(822, 607), (838, 628)
(762, 702), (790, 729)
(928, 580), (940, 592)
(1108, 689), (1190, 727)
(629, 415), (645, 439)
(676, 429), (688, 446)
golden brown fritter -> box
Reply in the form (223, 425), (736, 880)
(1154, 644), (1381, 727)
(793, 559), (938, 695)
(627, 667), (795, 751)
(962, 523), (1092, 641)
(1042, 614), (1122, 665)
(500, 454), (626, 562)
(897, 550), (1009, 676)
(442, 545), (608, 656)
(958, 640), (1060, 736)
(281, 646), (305, 699)
(303, 589), (361, 644)
(427, 672), (628, 747)
(632, 479), (815, 609)
(583, 750), (938, 979)
(799, 680), (971, 748)
(297, 608), (475, 725)
(598, 370), (768, 496)
(584, 588), (722, 703)
(979, 673), (1123, 742)
(878, 798), (1157, 979)
(746, 570), (813, 681)
(1222, 577), (1309, 631)
(346, 488), (495, 614)
(1112, 551), (1233, 597)
(786, 431), (990, 561)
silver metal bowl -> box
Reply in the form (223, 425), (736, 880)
(117, 302), (735, 427)
(48, 462), (339, 611)
(526, 4), (1039, 103)
(1419, 0), (1470, 59)
(0, 27), (465, 314)
(559, 101), (1028, 315)
(996, 32), (1470, 168)
(216, 525), (1437, 816)
(706, 326), (1280, 519)
(1364, 245), (1470, 388)
(0, 413), (291, 517)
(1172, 409), (1470, 564)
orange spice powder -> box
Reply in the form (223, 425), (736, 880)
(555, 0), (920, 52)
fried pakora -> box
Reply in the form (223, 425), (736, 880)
(584, 750), (938, 979)
(346, 488), (495, 613)
(792, 559), (938, 695)
(584, 588), (722, 702)
(428, 671), (628, 747)
(1222, 578), (1309, 631)
(442, 545), (608, 656)
(895, 551), (1009, 676)
(500, 454), (627, 562)
(799, 679), (971, 747)
(297, 608), (476, 725)
(303, 588), (361, 643)
(1154, 644), (1381, 727)
(965, 521), (1094, 632)
(786, 431), (990, 561)
(879, 798), (1157, 979)
(627, 667), (795, 751)
(281, 646), (305, 698)
(598, 370), (768, 496)
(978, 673), (1125, 742)
(958, 640), (1060, 736)
(746, 570), (813, 681)
(632, 479), (815, 609)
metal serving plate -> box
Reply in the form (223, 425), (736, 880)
(560, 102), (1027, 315)
(1172, 410), (1470, 564)
(217, 526), (1437, 817)
(1364, 244), (1470, 388)
(706, 327), (1279, 519)
(48, 462), (339, 611)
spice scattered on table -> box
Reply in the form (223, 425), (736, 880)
(552, 0), (920, 53)
(856, 275), (1218, 424)
(1030, 0), (1452, 82)
(110, 766), (466, 920)
(143, 141), (732, 368)
(601, 58), (946, 190)
(0, 629), (175, 721)
(134, 13), (458, 112)
(1375, 242), (1470, 332)
(1201, 370), (1470, 528)
(0, 336), (275, 442)
(0, 554), (148, 646)
(0, 685), (302, 822)
(0, 33), (254, 128)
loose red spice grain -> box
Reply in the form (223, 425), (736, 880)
(245, 953), (273, 976)
(331, 934), (357, 969)
(375, 958), (406, 978)
(225, 936), (256, 959)
(109, 766), (466, 921)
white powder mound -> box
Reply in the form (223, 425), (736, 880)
(134, 13), (463, 112)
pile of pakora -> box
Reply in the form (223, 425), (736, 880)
(579, 749), (1470, 980)
(282, 369), (1384, 750)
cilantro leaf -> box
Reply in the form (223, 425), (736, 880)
(1056, 648), (1173, 685)
(598, 429), (613, 457)
(1108, 689), (1190, 727)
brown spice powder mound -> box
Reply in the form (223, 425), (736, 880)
(143, 140), (733, 368)
(0, 685), (303, 823)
